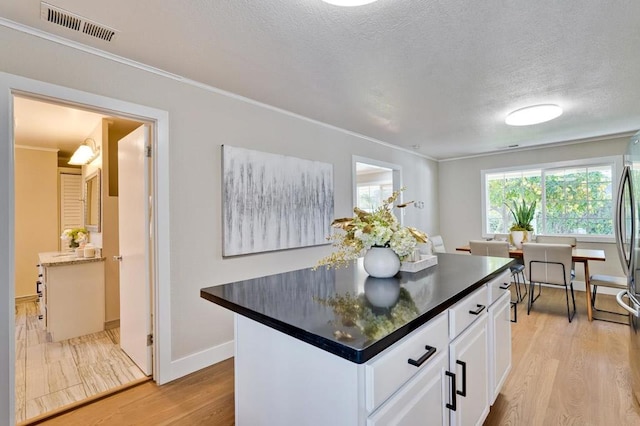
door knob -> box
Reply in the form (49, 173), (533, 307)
(113, 255), (123, 261)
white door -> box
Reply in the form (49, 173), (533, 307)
(118, 124), (152, 375)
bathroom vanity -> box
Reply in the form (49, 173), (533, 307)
(201, 253), (514, 425)
(37, 252), (105, 342)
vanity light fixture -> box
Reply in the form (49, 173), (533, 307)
(322, 0), (379, 6)
(505, 104), (563, 126)
(68, 138), (99, 165)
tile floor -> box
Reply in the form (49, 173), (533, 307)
(15, 301), (146, 424)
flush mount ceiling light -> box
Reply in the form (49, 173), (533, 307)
(68, 138), (99, 165)
(505, 104), (563, 126)
(322, 0), (379, 6)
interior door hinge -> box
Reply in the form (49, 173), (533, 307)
(145, 145), (152, 157)
(147, 334), (153, 346)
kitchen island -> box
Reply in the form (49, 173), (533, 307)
(201, 253), (514, 425)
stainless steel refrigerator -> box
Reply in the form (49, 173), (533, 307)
(615, 130), (640, 405)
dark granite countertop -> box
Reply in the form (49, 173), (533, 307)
(201, 252), (513, 364)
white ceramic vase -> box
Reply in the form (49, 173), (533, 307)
(510, 230), (531, 249)
(363, 247), (401, 278)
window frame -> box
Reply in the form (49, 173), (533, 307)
(481, 155), (622, 243)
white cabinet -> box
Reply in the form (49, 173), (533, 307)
(488, 291), (512, 404)
(366, 312), (450, 425)
(449, 314), (489, 426)
(233, 279), (511, 426)
(447, 285), (490, 426)
(38, 255), (105, 342)
(367, 351), (450, 426)
(365, 312), (449, 413)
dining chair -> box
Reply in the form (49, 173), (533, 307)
(493, 233), (527, 298)
(469, 240), (527, 303)
(523, 242), (576, 322)
(535, 235), (577, 279)
(589, 274), (629, 324)
(535, 235), (577, 246)
(430, 235), (446, 253)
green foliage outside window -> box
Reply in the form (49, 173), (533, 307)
(485, 164), (613, 236)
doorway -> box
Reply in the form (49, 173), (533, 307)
(12, 95), (154, 423)
(352, 156), (402, 219)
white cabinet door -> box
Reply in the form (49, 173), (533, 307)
(449, 314), (489, 426)
(368, 352), (450, 426)
(489, 291), (512, 404)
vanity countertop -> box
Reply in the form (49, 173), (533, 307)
(201, 252), (514, 364)
(38, 251), (105, 267)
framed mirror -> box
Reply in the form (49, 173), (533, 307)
(84, 169), (101, 232)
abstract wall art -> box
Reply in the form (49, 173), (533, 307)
(222, 145), (334, 256)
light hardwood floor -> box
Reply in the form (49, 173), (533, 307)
(485, 287), (640, 425)
(37, 289), (640, 425)
(15, 301), (146, 424)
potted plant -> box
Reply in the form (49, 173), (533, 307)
(506, 199), (536, 249)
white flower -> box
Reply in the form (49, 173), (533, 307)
(60, 228), (89, 246)
(60, 228), (72, 241)
(390, 228), (418, 257)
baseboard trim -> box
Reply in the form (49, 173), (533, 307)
(165, 340), (234, 383)
(104, 319), (120, 330)
(15, 295), (38, 303)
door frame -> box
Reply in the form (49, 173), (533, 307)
(0, 71), (172, 423)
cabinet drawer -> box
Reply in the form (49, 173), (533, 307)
(487, 270), (511, 306)
(365, 311), (449, 413)
(367, 351), (448, 426)
(449, 285), (488, 340)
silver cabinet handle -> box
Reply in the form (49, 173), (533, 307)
(113, 255), (123, 261)
(616, 290), (638, 316)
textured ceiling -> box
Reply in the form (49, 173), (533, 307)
(2, 0), (640, 159)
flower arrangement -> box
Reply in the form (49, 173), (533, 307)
(315, 188), (428, 269)
(61, 228), (88, 249)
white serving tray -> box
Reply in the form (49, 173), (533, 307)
(400, 254), (438, 273)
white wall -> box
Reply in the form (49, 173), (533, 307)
(439, 136), (629, 282)
(0, 24), (439, 420)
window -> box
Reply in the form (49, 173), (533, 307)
(482, 157), (620, 239)
(357, 184), (393, 212)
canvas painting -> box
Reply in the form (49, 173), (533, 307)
(222, 145), (334, 256)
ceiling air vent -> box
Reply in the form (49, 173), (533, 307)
(40, 2), (118, 42)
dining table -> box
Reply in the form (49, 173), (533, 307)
(455, 244), (606, 321)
